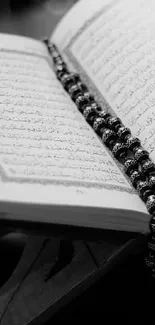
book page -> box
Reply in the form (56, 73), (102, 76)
(0, 33), (137, 209)
(0, 32), (148, 228)
(52, 0), (155, 163)
(0, 33), (148, 223)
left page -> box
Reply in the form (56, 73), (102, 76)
(0, 33), (147, 226)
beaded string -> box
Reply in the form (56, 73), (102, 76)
(44, 39), (155, 278)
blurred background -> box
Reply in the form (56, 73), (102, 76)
(0, 0), (78, 38)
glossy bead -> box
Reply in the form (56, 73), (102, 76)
(124, 158), (139, 176)
(59, 72), (69, 81)
(56, 67), (68, 80)
(91, 102), (102, 112)
(69, 73), (79, 83)
(75, 95), (90, 112)
(49, 44), (58, 52)
(89, 104), (102, 125)
(77, 81), (88, 92)
(89, 115), (97, 126)
(68, 84), (82, 100)
(148, 174), (155, 190)
(82, 91), (94, 102)
(57, 70), (69, 81)
(133, 147), (149, 163)
(54, 57), (65, 67)
(83, 106), (98, 122)
(102, 129), (117, 147)
(48, 46), (58, 56)
(112, 142), (127, 159)
(47, 42), (57, 53)
(99, 111), (111, 121)
(148, 240), (155, 252)
(92, 117), (107, 135)
(145, 253), (155, 268)
(150, 234), (155, 242)
(107, 116), (122, 131)
(149, 216), (155, 232)
(125, 135), (141, 151)
(136, 180), (151, 199)
(117, 126), (131, 141)
(51, 51), (62, 64)
(130, 170), (144, 188)
(152, 269), (155, 278)
(61, 73), (78, 91)
(54, 58), (64, 67)
(136, 180), (149, 195)
(56, 70), (66, 80)
(141, 159), (155, 175)
(142, 188), (154, 203)
(146, 195), (155, 216)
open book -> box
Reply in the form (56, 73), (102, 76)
(1, 0), (155, 234)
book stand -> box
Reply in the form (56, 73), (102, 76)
(0, 227), (140, 324)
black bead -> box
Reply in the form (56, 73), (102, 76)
(117, 126), (131, 141)
(142, 189), (154, 202)
(92, 117), (107, 135)
(43, 37), (50, 46)
(151, 268), (155, 277)
(83, 91), (94, 102)
(150, 234), (155, 242)
(54, 60), (67, 73)
(68, 84), (82, 100)
(149, 216), (155, 232)
(148, 235), (155, 257)
(130, 170), (144, 188)
(47, 42), (57, 53)
(83, 106), (98, 122)
(46, 42), (59, 56)
(54, 57), (65, 67)
(145, 253), (155, 268)
(107, 116), (122, 131)
(56, 67), (68, 80)
(148, 240), (155, 252)
(90, 102), (102, 112)
(133, 147), (149, 163)
(70, 73), (80, 83)
(141, 159), (155, 175)
(77, 81), (88, 92)
(124, 158), (139, 176)
(98, 111), (111, 121)
(125, 135), (141, 151)
(89, 104), (102, 125)
(102, 129), (117, 147)
(75, 95), (90, 112)
(148, 174), (155, 190)
(51, 51), (62, 64)
(112, 141), (127, 159)
(59, 71), (68, 79)
(56, 70), (69, 81)
(146, 195), (155, 216)
(61, 73), (78, 91)
(136, 180), (150, 198)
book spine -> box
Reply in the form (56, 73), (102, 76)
(44, 39), (155, 279)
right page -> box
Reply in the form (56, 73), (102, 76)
(52, 0), (155, 162)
